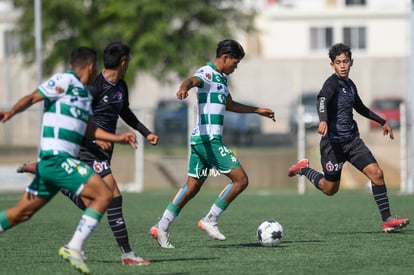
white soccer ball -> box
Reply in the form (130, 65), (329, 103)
(257, 220), (283, 247)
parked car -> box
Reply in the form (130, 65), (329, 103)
(369, 97), (403, 129)
(289, 92), (319, 133)
(153, 99), (261, 146)
(223, 111), (261, 146)
(153, 99), (188, 135)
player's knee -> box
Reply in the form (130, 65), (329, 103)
(370, 167), (384, 182)
(323, 189), (338, 196)
(237, 173), (249, 190)
(320, 182), (339, 196)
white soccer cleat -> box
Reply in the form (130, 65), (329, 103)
(197, 218), (226, 241)
(149, 224), (175, 249)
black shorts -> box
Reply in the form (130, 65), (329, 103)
(78, 142), (113, 178)
(320, 136), (377, 181)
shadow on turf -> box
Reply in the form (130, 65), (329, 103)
(324, 229), (413, 235)
(214, 239), (325, 248)
(148, 257), (220, 263)
(92, 257), (219, 264)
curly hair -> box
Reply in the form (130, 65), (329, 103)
(328, 43), (352, 62)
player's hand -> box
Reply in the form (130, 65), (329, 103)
(176, 89), (188, 100)
(96, 140), (113, 151)
(118, 132), (137, 149)
(0, 111), (12, 123)
(257, 108), (276, 122)
(317, 121), (328, 136)
(146, 133), (159, 145)
(382, 122), (394, 140)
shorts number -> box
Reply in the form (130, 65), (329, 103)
(61, 158), (81, 174)
(218, 146), (230, 157)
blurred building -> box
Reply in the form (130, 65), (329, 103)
(133, 0), (411, 134)
(230, 0), (411, 132)
(250, 0), (410, 58)
(0, 0), (412, 145)
(0, 0), (40, 146)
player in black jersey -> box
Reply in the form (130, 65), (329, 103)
(288, 43), (409, 232)
(17, 42), (158, 265)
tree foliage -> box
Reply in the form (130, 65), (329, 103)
(13, 0), (253, 83)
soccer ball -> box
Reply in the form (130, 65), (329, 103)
(257, 220), (283, 247)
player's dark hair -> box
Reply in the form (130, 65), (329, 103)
(70, 47), (97, 69)
(103, 42), (130, 69)
(216, 39), (245, 60)
(329, 43), (352, 62)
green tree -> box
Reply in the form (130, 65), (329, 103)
(13, 0), (254, 83)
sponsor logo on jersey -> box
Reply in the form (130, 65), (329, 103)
(47, 80), (55, 87)
(319, 97), (325, 113)
(218, 94), (226, 104)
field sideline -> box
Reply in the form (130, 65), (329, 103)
(0, 189), (412, 275)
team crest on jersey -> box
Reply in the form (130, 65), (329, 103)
(115, 91), (123, 100)
(325, 161), (335, 172)
(205, 73), (211, 80)
(55, 86), (64, 93)
(93, 161), (104, 173)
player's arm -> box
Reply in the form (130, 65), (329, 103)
(317, 93), (328, 137)
(353, 93), (386, 126)
(226, 95), (275, 121)
(85, 119), (137, 149)
(120, 107), (159, 145)
(0, 91), (44, 122)
(353, 93), (393, 139)
(317, 80), (337, 136)
(176, 76), (202, 100)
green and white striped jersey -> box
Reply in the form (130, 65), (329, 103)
(37, 70), (93, 159)
(190, 62), (230, 144)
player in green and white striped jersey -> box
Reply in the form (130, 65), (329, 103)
(150, 39), (276, 248)
(0, 47), (137, 274)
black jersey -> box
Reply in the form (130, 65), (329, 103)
(79, 72), (151, 159)
(317, 74), (385, 143)
(89, 72), (151, 136)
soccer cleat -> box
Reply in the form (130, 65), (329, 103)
(287, 159), (309, 177)
(121, 251), (151, 266)
(382, 216), (410, 232)
(16, 161), (37, 174)
(149, 224), (175, 249)
(59, 246), (90, 275)
(197, 219), (226, 241)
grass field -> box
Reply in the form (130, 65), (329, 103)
(0, 188), (412, 275)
